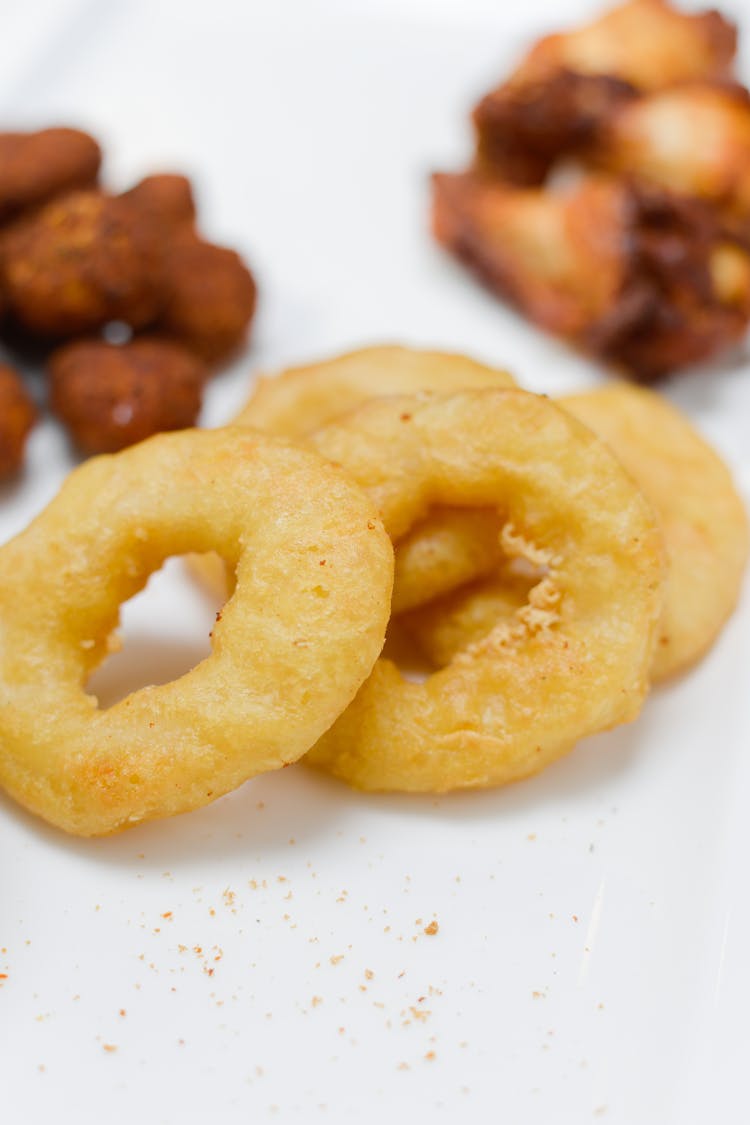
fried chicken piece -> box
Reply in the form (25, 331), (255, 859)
(0, 127), (101, 221)
(48, 336), (206, 453)
(156, 235), (257, 361)
(119, 173), (197, 230)
(475, 0), (736, 183)
(588, 82), (750, 236)
(0, 363), (36, 479)
(1, 190), (164, 337)
(432, 170), (750, 379)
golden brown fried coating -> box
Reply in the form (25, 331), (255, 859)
(1, 190), (165, 337)
(0, 362), (36, 479)
(119, 173), (197, 230)
(49, 336), (205, 453)
(588, 82), (750, 234)
(432, 170), (750, 378)
(0, 127), (101, 221)
(156, 236), (257, 361)
(474, 0), (736, 183)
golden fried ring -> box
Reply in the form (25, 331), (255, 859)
(404, 385), (749, 681)
(0, 427), (393, 835)
(234, 344), (516, 436)
(304, 389), (665, 793)
(191, 345), (516, 612)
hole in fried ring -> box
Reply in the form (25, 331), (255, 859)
(305, 388), (666, 793)
(0, 427), (393, 835)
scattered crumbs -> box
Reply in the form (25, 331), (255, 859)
(527, 834), (537, 842)
(572, 915), (579, 923)
(330, 955), (344, 966)
(397, 1062), (410, 1072)
(532, 991), (545, 1000)
(364, 969), (374, 980)
(424, 921), (439, 936)
(161, 911), (173, 921)
(311, 996), (323, 1008)
(425, 1051), (436, 1061)
(119, 1009), (126, 1017)
(102, 1044), (117, 1054)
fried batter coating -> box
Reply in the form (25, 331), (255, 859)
(589, 82), (750, 234)
(120, 173), (197, 230)
(49, 337), (205, 453)
(1, 190), (164, 336)
(0, 127), (101, 220)
(0, 363), (36, 479)
(432, 170), (750, 378)
(474, 0), (736, 183)
(156, 236), (257, 361)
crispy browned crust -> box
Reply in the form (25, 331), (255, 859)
(584, 81), (750, 240)
(0, 128), (101, 221)
(474, 70), (637, 185)
(432, 170), (750, 379)
(0, 362), (36, 479)
(48, 336), (205, 453)
(156, 235), (257, 361)
(119, 174), (197, 230)
(1, 190), (166, 337)
(474, 0), (737, 181)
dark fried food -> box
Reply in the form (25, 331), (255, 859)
(157, 236), (257, 361)
(474, 0), (736, 183)
(120, 173), (197, 230)
(0, 127), (101, 220)
(0, 363), (36, 479)
(475, 71), (637, 185)
(49, 337), (206, 453)
(432, 170), (750, 378)
(587, 82), (750, 236)
(1, 190), (164, 336)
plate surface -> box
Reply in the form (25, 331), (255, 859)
(1, 2), (749, 1122)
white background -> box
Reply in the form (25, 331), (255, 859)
(1, 2), (749, 1122)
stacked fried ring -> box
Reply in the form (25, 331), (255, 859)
(0, 345), (746, 834)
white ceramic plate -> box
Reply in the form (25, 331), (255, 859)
(1, 2), (749, 1122)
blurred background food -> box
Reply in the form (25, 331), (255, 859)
(0, 128), (257, 478)
(433, 0), (750, 380)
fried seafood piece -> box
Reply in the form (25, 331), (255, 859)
(235, 344), (515, 435)
(404, 384), (749, 682)
(156, 235), (257, 361)
(119, 173), (197, 230)
(1, 190), (164, 336)
(474, 0), (736, 183)
(432, 170), (750, 379)
(588, 82), (750, 235)
(0, 127), (101, 220)
(0, 363), (36, 480)
(49, 337), (206, 453)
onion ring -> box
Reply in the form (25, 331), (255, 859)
(188, 345), (516, 607)
(305, 389), (665, 792)
(405, 384), (749, 681)
(234, 344), (515, 436)
(0, 427), (393, 835)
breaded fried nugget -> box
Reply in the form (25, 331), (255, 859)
(0, 127), (101, 220)
(120, 173), (197, 230)
(589, 82), (750, 234)
(475, 0), (736, 183)
(432, 170), (750, 378)
(157, 235), (257, 361)
(0, 363), (36, 480)
(1, 190), (164, 336)
(49, 336), (205, 453)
